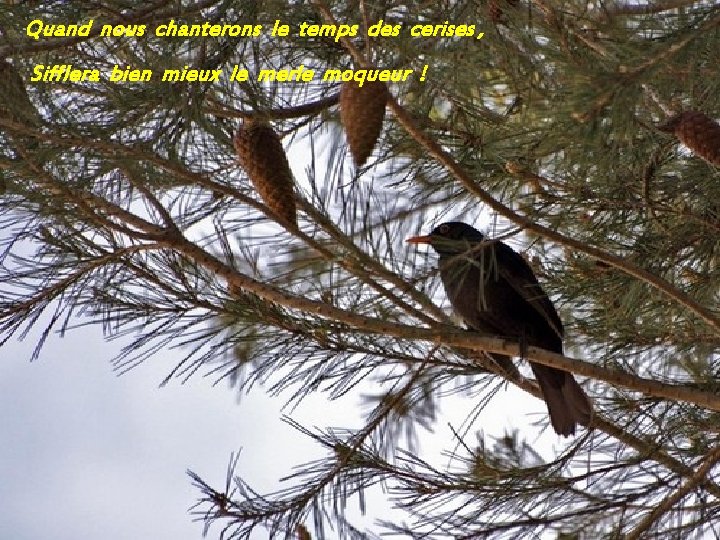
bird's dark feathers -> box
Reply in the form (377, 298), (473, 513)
(493, 240), (564, 341)
(418, 221), (592, 436)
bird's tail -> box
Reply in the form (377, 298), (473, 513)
(531, 364), (593, 437)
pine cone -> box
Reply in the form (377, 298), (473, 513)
(658, 111), (720, 167)
(339, 80), (388, 167)
(233, 120), (297, 228)
(296, 525), (312, 540)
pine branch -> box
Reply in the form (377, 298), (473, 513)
(313, 0), (720, 335)
(600, 0), (705, 17)
(110, 226), (720, 414)
(0, 0), (220, 57)
(387, 97), (720, 333)
(0, 243), (161, 337)
(624, 10), (720, 76)
(626, 445), (720, 539)
(3, 1), (720, 536)
(205, 93), (340, 120)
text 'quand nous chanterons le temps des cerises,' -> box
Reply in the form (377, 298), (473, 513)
(25, 18), (483, 85)
(25, 18), (484, 41)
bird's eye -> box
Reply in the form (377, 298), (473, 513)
(438, 224), (449, 234)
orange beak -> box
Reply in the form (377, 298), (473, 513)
(406, 235), (433, 244)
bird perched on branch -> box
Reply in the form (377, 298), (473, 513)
(407, 221), (592, 436)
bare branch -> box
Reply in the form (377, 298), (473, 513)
(626, 445), (720, 539)
(601, 0), (703, 17)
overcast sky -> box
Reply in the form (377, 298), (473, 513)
(0, 310), (567, 540)
(0, 319), (402, 539)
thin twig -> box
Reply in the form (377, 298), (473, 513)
(359, 0), (371, 60)
(0, 244), (164, 321)
(600, 0), (702, 17)
(642, 83), (678, 117)
(625, 11), (720, 76)
(641, 144), (672, 233)
(119, 166), (181, 234)
(0, 0), (219, 57)
(625, 445), (720, 539)
(204, 93), (339, 120)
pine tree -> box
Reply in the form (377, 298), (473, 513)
(2, 1), (720, 538)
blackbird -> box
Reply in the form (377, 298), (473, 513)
(407, 221), (592, 436)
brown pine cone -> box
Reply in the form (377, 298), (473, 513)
(233, 120), (297, 229)
(339, 80), (388, 167)
(296, 525), (312, 540)
(658, 111), (720, 167)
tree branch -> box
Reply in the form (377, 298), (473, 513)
(312, 0), (720, 335)
(0, 0), (220, 57)
(157, 231), (720, 412)
(600, 0), (703, 17)
(625, 445), (720, 539)
(205, 94), (339, 120)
